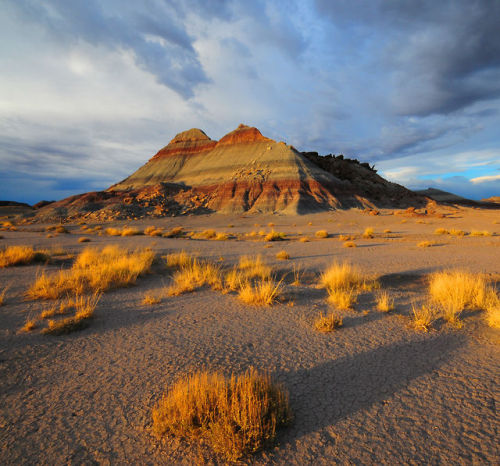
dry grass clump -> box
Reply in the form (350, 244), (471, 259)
(384, 229), (392, 234)
(55, 225), (69, 234)
(214, 232), (229, 241)
(434, 228), (449, 235)
(0, 246), (49, 268)
(362, 227), (374, 239)
(314, 312), (343, 332)
(298, 236), (310, 242)
(0, 285), (9, 306)
(327, 288), (357, 309)
(338, 234), (354, 241)
(152, 368), (291, 461)
(343, 241), (356, 248)
(144, 226), (163, 236)
(193, 229), (217, 240)
(163, 227), (184, 238)
(238, 255), (272, 280)
(20, 319), (38, 333)
(42, 293), (101, 335)
(238, 278), (283, 306)
(165, 250), (193, 268)
(121, 227), (142, 236)
(376, 291), (395, 312)
(470, 230), (492, 237)
(449, 229), (467, 237)
(428, 270), (494, 326)
(78, 237), (91, 243)
(418, 240), (434, 248)
(264, 230), (286, 241)
(411, 304), (436, 332)
(105, 227), (122, 236)
(27, 246), (154, 299)
(485, 295), (500, 329)
(142, 292), (162, 305)
(275, 250), (290, 260)
(167, 259), (222, 296)
(315, 230), (328, 239)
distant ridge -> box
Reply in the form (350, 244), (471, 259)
(31, 124), (428, 222)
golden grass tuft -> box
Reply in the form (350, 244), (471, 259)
(314, 312), (343, 332)
(376, 291), (395, 312)
(142, 292), (162, 305)
(264, 230), (286, 241)
(384, 229), (392, 234)
(27, 246), (154, 299)
(470, 230), (492, 237)
(275, 250), (290, 260)
(417, 240), (434, 248)
(144, 226), (163, 236)
(165, 250), (193, 268)
(449, 228), (467, 237)
(193, 229), (217, 240)
(0, 285), (9, 306)
(78, 237), (91, 243)
(343, 241), (356, 248)
(327, 288), (357, 309)
(20, 319), (38, 333)
(167, 259), (222, 296)
(299, 236), (310, 242)
(338, 234), (354, 241)
(238, 277), (282, 306)
(411, 304), (435, 332)
(434, 228), (449, 235)
(362, 227), (374, 239)
(238, 255), (272, 279)
(163, 226), (184, 238)
(315, 230), (328, 239)
(214, 232), (229, 241)
(428, 270), (494, 325)
(0, 246), (49, 268)
(105, 227), (122, 236)
(121, 227), (142, 236)
(152, 368), (291, 461)
(485, 294), (500, 328)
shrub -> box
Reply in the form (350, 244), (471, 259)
(299, 236), (310, 242)
(144, 226), (163, 236)
(343, 241), (356, 248)
(338, 234), (354, 241)
(275, 250), (290, 260)
(105, 227), (122, 236)
(0, 285), (9, 306)
(193, 229), (217, 240)
(27, 246), (154, 299)
(264, 230), (286, 241)
(485, 294), (500, 328)
(20, 319), (38, 333)
(327, 288), (357, 309)
(167, 259), (222, 296)
(142, 292), (162, 305)
(315, 230), (328, 239)
(314, 312), (343, 332)
(78, 237), (91, 243)
(411, 304), (435, 332)
(470, 230), (492, 237)
(362, 227), (374, 239)
(320, 262), (370, 292)
(449, 229), (466, 237)
(238, 255), (272, 279)
(434, 228), (449, 235)
(376, 291), (394, 312)
(0, 246), (49, 268)
(121, 227), (141, 236)
(417, 241), (434, 248)
(55, 225), (69, 234)
(238, 278), (282, 306)
(152, 368), (291, 461)
(214, 232), (229, 241)
(165, 251), (193, 268)
(163, 227), (184, 238)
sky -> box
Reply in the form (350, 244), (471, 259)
(1, 0), (499, 204)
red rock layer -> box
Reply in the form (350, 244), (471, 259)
(216, 124), (272, 146)
(150, 128), (217, 160)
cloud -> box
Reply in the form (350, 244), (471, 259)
(470, 174), (500, 184)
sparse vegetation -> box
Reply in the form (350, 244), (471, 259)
(314, 312), (343, 332)
(0, 246), (49, 268)
(27, 246), (154, 299)
(485, 295), (500, 329)
(343, 241), (356, 248)
(163, 227), (184, 238)
(315, 230), (328, 238)
(165, 250), (193, 268)
(434, 228), (449, 235)
(144, 226), (163, 236)
(376, 291), (394, 312)
(411, 304), (435, 331)
(238, 277), (282, 306)
(362, 227), (374, 239)
(327, 288), (357, 309)
(470, 230), (492, 237)
(238, 255), (272, 280)
(214, 232), (229, 241)
(152, 368), (291, 461)
(418, 241), (434, 248)
(142, 292), (162, 305)
(167, 259), (222, 296)
(78, 237), (91, 243)
(20, 318), (38, 333)
(338, 234), (354, 241)
(121, 227), (142, 236)
(193, 229), (217, 240)
(0, 285), (9, 306)
(276, 250), (290, 260)
(292, 264), (302, 286)
(449, 229), (467, 237)
(264, 230), (286, 241)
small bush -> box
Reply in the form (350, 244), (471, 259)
(20, 319), (38, 333)
(144, 226), (163, 236)
(343, 241), (356, 248)
(315, 230), (328, 239)
(193, 229), (217, 240)
(55, 225), (69, 234)
(362, 227), (374, 239)
(78, 237), (91, 243)
(449, 229), (466, 237)
(0, 285), (9, 306)
(165, 251), (193, 268)
(152, 368), (291, 461)
(142, 292), (162, 305)
(434, 228), (449, 235)
(299, 236), (310, 242)
(238, 255), (272, 279)
(275, 250), (290, 260)
(314, 312), (343, 332)
(327, 288), (358, 309)
(105, 227), (122, 236)
(376, 291), (394, 312)
(214, 232), (229, 241)
(0, 246), (49, 268)
(470, 230), (492, 237)
(411, 304), (435, 332)
(383, 229), (392, 234)
(338, 234), (354, 241)
(264, 230), (286, 241)
(238, 278), (282, 306)
(418, 241), (434, 248)
(167, 259), (222, 296)
(485, 294), (500, 328)
(121, 227), (141, 236)
(163, 227), (184, 238)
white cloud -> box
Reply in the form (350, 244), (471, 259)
(470, 174), (500, 184)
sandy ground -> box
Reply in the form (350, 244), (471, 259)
(1, 207), (499, 464)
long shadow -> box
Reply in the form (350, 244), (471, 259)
(274, 333), (465, 443)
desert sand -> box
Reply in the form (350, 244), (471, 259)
(1, 207), (499, 464)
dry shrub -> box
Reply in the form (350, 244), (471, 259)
(0, 285), (9, 306)
(292, 264), (302, 286)
(383, 229), (392, 234)
(0, 246), (49, 268)
(338, 234), (354, 241)
(105, 227), (122, 236)
(449, 229), (466, 237)
(315, 230), (328, 239)
(376, 291), (394, 312)
(470, 230), (492, 237)
(428, 270), (494, 325)
(142, 292), (162, 305)
(343, 241), (356, 248)
(27, 245), (154, 299)
(275, 250), (290, 260)
(314, 312), (343, 332)
(418, 241), (434, 248)
(268, 222), (275, 227)
(247, 231), (258, 237)
(121, 227), (141, 236)
(327, 288), (357, 309)
(434, 228), (449, 235)
(264, 230), (286, 241)
(145, 226), (163, 236)
(20, 319), (38, 333)
(167, 259), (222, 296)
(214, 232), (229, 241)
(411, 304), (436, 332)
(152, 368), (291, 461)
(238, 278), (282, 306)
(78, 237), (91, 243)
(299, 236), (310, 242)
(55, 225), (69, 234)
(163, 227), (184, 238)
(238, 255), (272, 279)
(362, 227), (374, 239)
(485, 294), (500, 328)
(165, 250), (193, 268)
(193, 229), (217, 240)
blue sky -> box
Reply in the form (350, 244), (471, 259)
(1, 0), (499, 203)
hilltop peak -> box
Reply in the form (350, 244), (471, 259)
(170, 128), (212, 144)
(217, 124), (273, 146)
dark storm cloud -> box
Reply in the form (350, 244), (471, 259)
(10, 0), (215, 98)
(315, 0), (500, 116)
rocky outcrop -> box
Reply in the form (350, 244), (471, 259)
(32, 124), (432, 221)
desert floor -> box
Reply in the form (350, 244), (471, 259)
(1, 207), (499, 464)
